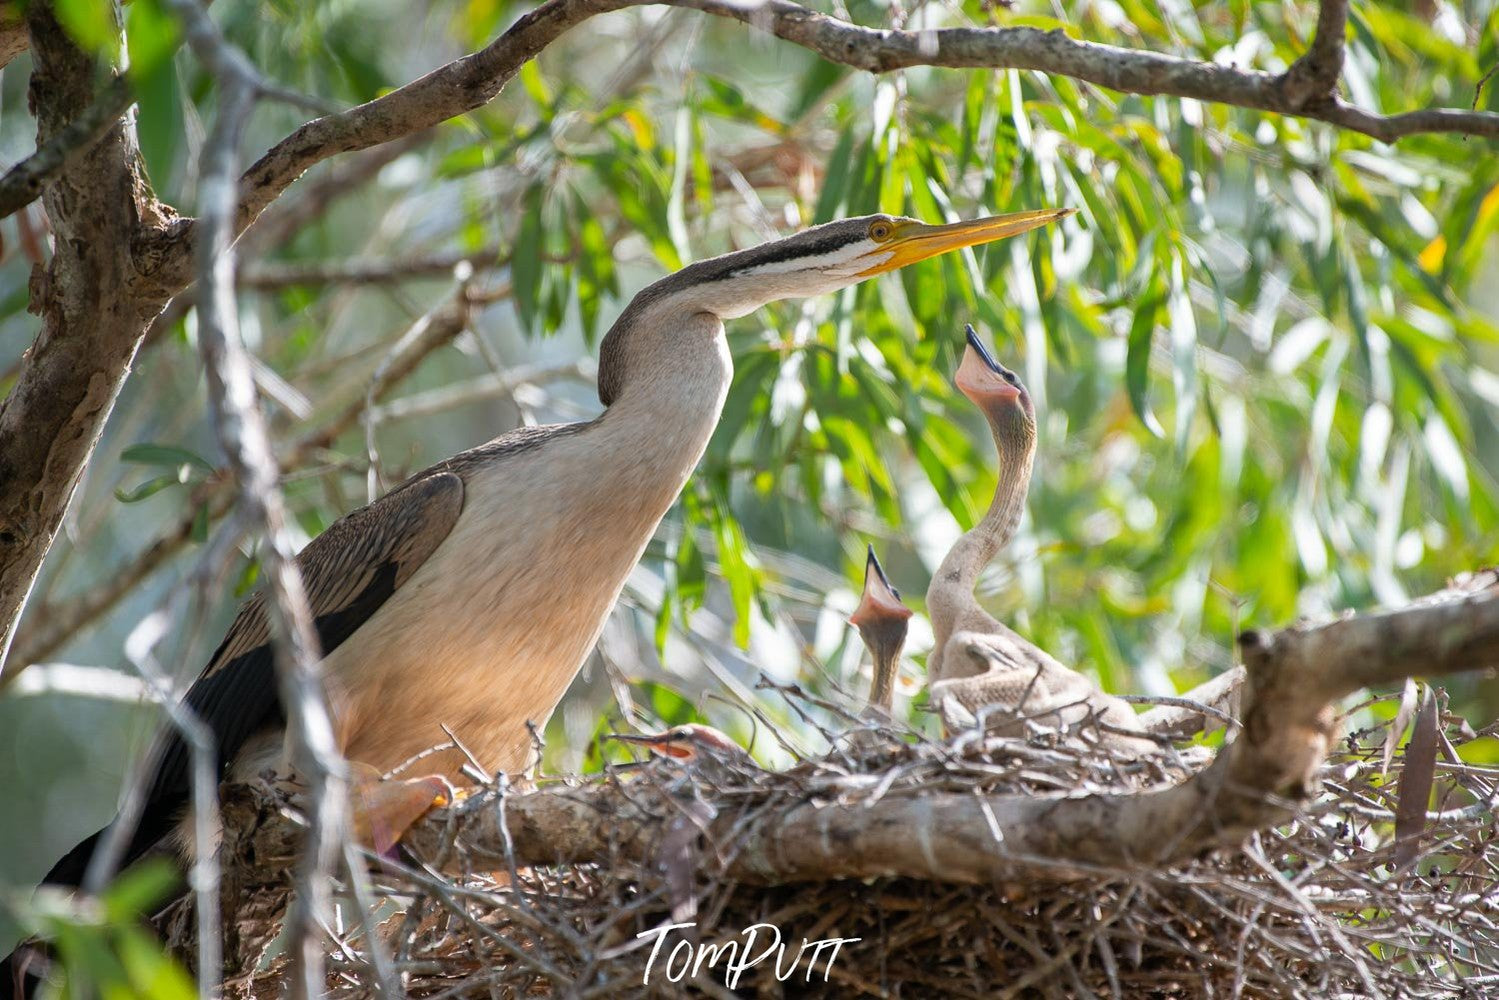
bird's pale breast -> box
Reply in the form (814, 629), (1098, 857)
(319, 418), (703, 781)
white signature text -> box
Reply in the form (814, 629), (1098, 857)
(638, 920), (861, 988)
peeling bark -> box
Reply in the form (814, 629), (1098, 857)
(0, 5), (171, 669)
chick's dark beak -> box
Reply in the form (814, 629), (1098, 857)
(956, 324), (1022, 411)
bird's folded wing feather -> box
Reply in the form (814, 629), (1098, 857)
(932, 628), (1092, 717)
(930, 628), (1150, 748)
(135, 471), (466, 856)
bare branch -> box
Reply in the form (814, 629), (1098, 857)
(163, 0), (334, 116)
(127, 0), (1496, 301)
(1281, 0), (1349, 108)
(368, 358), (593, 424)
(4, 486), (232, 681)
(78, 519), (253, 1000)
(401, 572), (1499, 885)
(0, 75), (134, 221)
(237, 131), (432, 256)
(239, 246), (505, 289)
(4, 281), (488, 676)
(0, 4), (168, 673)
(663, 0), (1498, 144)
(162, 0), (349, 992)
(0, 2), (25, 71)
(136, 135), (431, 357)
(138, 0), (633, 294)
(1238, 571), (1499, 702)
(1134, 667), (1244, 739)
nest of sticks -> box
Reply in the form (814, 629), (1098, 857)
(191, 683), (1497, 1000)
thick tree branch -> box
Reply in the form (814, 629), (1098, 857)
(0, 4), (168, 672)
(666, 0), (1496, 143)
(0, 2), (25, 71)
(400, 571), (1498, 885)
(0, 75), (134, 221)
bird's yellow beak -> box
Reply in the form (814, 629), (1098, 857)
(856, 208), (1074, 277)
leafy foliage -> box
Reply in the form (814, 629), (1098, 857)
(10, 861), (193, 999)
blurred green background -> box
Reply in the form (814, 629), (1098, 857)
(2, 0), (1497, 953)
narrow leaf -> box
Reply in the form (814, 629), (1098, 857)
(1381, 677), (1419, 775)
(1126, 280), (1166, 437)
(120, 443), (212, 471)
(512, 185), (545, 333)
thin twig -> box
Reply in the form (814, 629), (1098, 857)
(166, 0), (350, 990)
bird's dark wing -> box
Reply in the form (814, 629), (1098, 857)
(48, 471), (466, 884)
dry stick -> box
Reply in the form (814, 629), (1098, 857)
(238, 132), (432, 256)
(363, 269), (476, 499)
(161, 0), (353, 994)
(139, 136), (431, 354)
(240, 246), (507, 288)
(3, 486), (234, 675)
(76, 515), (252, 999)
(368, 358), (591, 424)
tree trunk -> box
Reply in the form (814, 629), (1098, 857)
(0, 3), (172, 668)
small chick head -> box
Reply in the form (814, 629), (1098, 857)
(849, 544), (912, 667)
(955, 324), (1035, 433)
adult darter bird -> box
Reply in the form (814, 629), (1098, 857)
(35, 209), (1074, 894)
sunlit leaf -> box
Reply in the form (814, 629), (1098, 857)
(512, 184), (545, 332)
(1126, 276), (1166, 437)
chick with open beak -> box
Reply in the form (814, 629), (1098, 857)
(849, 545), (914, 715)
(607, 724), (751, 765)
(955, 323), (1035, 428)
(926, 325), (1156, 755)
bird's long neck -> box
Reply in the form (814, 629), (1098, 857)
(926, 423), (1035, 645)
(868, 649), (899, 714)
(590, 312), (732, 515)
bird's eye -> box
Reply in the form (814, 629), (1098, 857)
(1004, 372), (1017, 384)
(868, 221), (894, 242)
